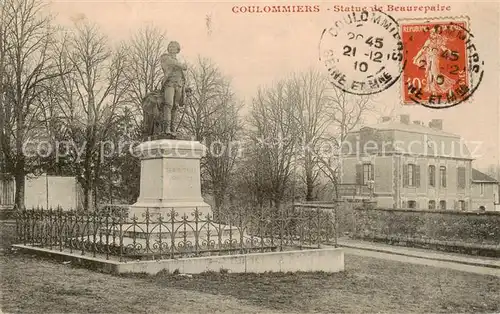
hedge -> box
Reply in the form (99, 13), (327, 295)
(353, 207), (500, 257)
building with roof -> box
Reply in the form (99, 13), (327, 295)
(339, 114), (499, 211)
(471, 169), (499, 211)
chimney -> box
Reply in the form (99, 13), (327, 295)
(413, 120), (421, 125)
(381, 116), (391, 122)
(428, 119), (443, 130)
(400, 114), (410, 125)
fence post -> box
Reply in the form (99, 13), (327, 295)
(31, 208), (36, 247)
(279, 206), (284, 252)
(92, 210), (97, 258)
(316, 206), (321, 249)
(217, 207), (222, 255)
(81, 213), (85, 256)
(353, 203), (357, 239)
(270, 207), (275, 250)
(334, 204), (338, 248)
(238, 206), (244, 254)
(170, 208), (175, 259)
(105, 211), (110, 260)
(48, 208), (53, 250)
(62, 210), (68, 253)
(194, 208), (200, 257)
(299, 205), (304, 250)
(145, 208), (150, 258)
(119, 214), (124, 262)
(157, 213), (163, 259)
(259, 207), (264, 252)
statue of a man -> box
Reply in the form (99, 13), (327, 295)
(160, 41), (187, 135)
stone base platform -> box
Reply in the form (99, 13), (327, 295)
(12, 244), (345, 275)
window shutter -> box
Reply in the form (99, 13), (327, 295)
(371, 164), (375, 181)
(403, 164), (408, 187)
(356, 164), (362, 184)
(415, 165), (421, 187)
(429, 166), (435, 187)
(441, 167), (447, 187)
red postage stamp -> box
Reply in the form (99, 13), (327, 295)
(401, 20), (474, 107)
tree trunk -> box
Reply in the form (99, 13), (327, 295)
(306, 173), (314, 201)
(83, 185), (90, 211)
(14, 156), (25, 209)
(83, 152), (92, 211)
(214, 191), (224, 212)
(93, 148), (101, 209)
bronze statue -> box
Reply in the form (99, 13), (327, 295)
(142, 41), (189, 139)
(142, 90), (164, 137)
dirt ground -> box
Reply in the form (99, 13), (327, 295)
(1, 221), (499, 313)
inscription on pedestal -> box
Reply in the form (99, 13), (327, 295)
(166, 167), (196, 174)
(167, 167), (196, 182)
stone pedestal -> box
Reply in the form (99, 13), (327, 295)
(129, 139), (211, 219)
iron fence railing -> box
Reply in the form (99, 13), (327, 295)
(14, 204), (337, 261)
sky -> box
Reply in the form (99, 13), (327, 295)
(43, 0), (500, 169)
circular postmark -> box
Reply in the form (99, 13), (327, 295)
(319, 10), (405, 95)
(401, 21), (484, 109)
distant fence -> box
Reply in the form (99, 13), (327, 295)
(353, 207), (500, 257)
(15, 204), (338, 261)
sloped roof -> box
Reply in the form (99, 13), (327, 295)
(472, 169), (498, 183)
(354, 121), (459, 137)
(346, 120), (472, 159)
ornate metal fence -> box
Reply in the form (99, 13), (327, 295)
(15, 204), (337, 261)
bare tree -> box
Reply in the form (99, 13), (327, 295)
(291, 70), (332, 201)
(56, 22), (128, 209)
(202, 83), (243, 209)
(0, 0), (67, 208)
(314, 86), (374, 199)
(178, 57), (243, 208)
(246, 78), (301, 209)
(124, 25), (167, 129)
(182, 57), (228, 142)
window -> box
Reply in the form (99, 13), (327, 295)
(363, 163), (374, 184)
(458, 200), (466, 211)
(428, 200), (436, 210)
(457, 167), (466, 189)
(439, 200), (447, 210)
(408, 200), (417, 209)
(480, 183), (484, 195)
(355, 163), (374, 185)
(408, 164), (414, 186)
(439, 166), (447, 187)
(428, 165), (436, 187)
(404, 164), (420, 187)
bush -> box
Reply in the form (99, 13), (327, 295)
(353, 207), (500, 255)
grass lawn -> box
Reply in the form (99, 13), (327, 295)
(1, 221), (499, 313)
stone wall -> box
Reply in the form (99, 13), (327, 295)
(353, 207), (500, 256)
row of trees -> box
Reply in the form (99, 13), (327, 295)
(242, 71), (373, 208)
(1, 0), (374, 210)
